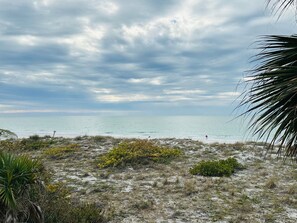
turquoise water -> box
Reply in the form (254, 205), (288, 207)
(0, 115), (255, 143)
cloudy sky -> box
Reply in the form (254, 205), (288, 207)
(0, 0), (295, 116)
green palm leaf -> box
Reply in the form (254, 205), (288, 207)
(0, 152), (43, 222)
(241, 34), (297, 158)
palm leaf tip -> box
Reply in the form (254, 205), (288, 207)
(268, 0), (297, 16)
(0, 129), (17, 140)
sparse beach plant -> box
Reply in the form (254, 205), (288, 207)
(74, 136), (83, 141)
(43, 144), (79, 159)
(189, 157), (244, 177)
(131, 199), (154, 210)
(20, 137), (53, 150)
(92, 135), (107, 142)
(29, 134), (42, 141)
(0, 140), (21, 152)
(265, 177), (278, 189)
(184, 179), (197, 195)
(38, 181), (107, 223)
(97, 139), (182, 168)
(287, 184), (296, 195)
(163, 178), (169, 185)
(0, 137), (53, 152)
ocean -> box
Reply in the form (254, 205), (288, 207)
(0, 115), (256, 143)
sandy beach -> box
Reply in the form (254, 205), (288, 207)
(3, 135), (297, 222)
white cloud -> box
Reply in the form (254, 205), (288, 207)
(127, 77), (163, 85)
(33, 0), (53, 9)
(15, 35), (39, 46)
(164, 89), (206, 95)
(0, 104), (13, 109)
(97, 94), (150, 102)
(96, 1), (119, 14)
(91, 88), (113, 94)
(121, 15), (210, 44)
(57, 24), (105, 54)
(96, 93), (196, 103)
(216, 92), (241, 99)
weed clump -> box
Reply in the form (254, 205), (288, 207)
(0, 136), (53, 151)
(43, 144), (79, 159)
(20, 136), (53, 150)
(190, 157), (243, 177)
(97, 139), (182, 168)
(39, 182), (108, 223)
(0, 140), (20, 152)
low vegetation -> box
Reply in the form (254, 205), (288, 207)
(0, 149), (107, 223)
(39, 182), (107, 223)
(0, 151), (43, 222)
(0, 136), (53, 152)
(43, 144), (79, 159)
(1, 134), (297, 222)
(189, 157), (244, 177)
(97, 139), (182, 168)
(20, 135), (53, 150)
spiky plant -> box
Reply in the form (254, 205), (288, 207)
(0, 152), (44, 222)
(241, 35), (297, 158)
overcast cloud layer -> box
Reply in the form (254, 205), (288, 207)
(0, 0), (296, 115)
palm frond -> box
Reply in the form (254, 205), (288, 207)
(240, 34), (297, 158)
(268, 0), (297, 16)
(0, 129), (17, 140)
(0, 152), (42, 222)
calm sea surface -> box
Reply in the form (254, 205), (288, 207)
(0, 115), (256, 143)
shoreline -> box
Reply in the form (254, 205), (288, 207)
(11, 133), (258, 145)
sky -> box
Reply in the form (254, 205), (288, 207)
(0, 0), (296, 116)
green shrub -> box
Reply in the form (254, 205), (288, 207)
(189, 157), (243, 177)
(0, 152), (44, 222)
(20, 137), (53, 150)
(29, 134), (42, 140)
(43, 144), (79, 159)
(0, 137), (53, 152)
(74, 136), (83, 141)
(72, 203), (106, 223)
(97, 139), (182, 168)
(92, 136), (107, 142)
